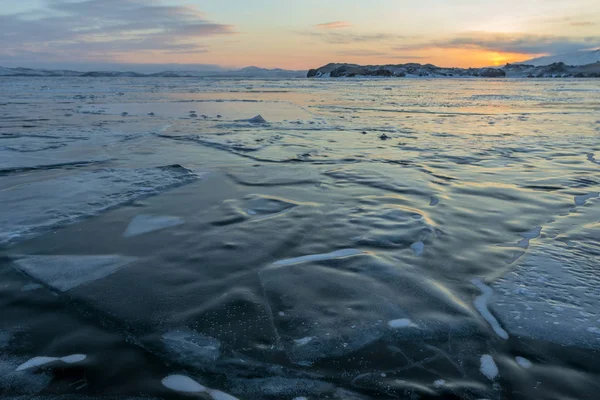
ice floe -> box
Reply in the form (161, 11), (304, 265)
(0, 165), (197, 246)
(123, 215), (184, 237)
(13, 255), (137, 292)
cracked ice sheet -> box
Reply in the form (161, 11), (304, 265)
(12, 255), (138, 292)
(491, 237), (600, 348)
(259, 253), (478, 364)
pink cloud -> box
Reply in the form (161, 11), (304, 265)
(315, 21), (351, 30)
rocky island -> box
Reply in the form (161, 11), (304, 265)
(307, 61), (600, 78)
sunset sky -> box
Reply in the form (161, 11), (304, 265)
(1, 0), (599, 69)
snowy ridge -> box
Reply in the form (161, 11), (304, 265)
(308, 61), (600, 78)
(520, 50), (600, 67)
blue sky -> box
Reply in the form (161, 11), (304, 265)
(1, 0), (599, 69)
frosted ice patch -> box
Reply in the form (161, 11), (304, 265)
(13, 255), (137, 292)
(16, 354), (86, 371)
(161, 375), (206, 393)
(272, 249), (364, 266)
(411, 241), (425, 256)
(480, 354), (499, 380)
(294, 337), (314, 346)
(21, 283), (43, 292)
(491, 241), (600, 348)
(162, 329), (221, 365)
(472, 279), (509, 339)
(123, 215), (184, 237)
(388, 319), (417, 329)
(433, 379), (446, 388)
(515, 356), (532, 369)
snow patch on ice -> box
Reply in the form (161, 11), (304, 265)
(16, 354), (86, 371)
(161, 375), (206, 393)
(433, 379), (446, 388)
(410, 241), (425, 256)
(208, 389), (240, 400)
(294, 337), (314, 346)
(388, 319), (418, 329)
(472, 279), (509, 339)
(273, 249), (364, 266)
(515, 356), (532, 369)
(479, 354), (499, 380)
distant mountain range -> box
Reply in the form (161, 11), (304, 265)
(0, 65), (306, 78)
(3, 50), (600, 79)
(519, 49), (600, 67)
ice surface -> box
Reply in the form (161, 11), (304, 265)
(472, 279), (509, 339)
(574, 193), (599, 206)
(16, 354), (86, 371)
(272, 249), (364, 266)
(13, 255), (138, 292)
(123, 215), (184, 237)
(260, 253), (476, 363)
(515, 356), (532, 369)
(20, 283), (43, 292)
(161, 375), (206, 393)
(162, 329), (221, 367)
(491, 239), (600, 348)
(479, 355), (498, 380)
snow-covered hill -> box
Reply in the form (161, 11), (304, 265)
(520, 50), (600, 66)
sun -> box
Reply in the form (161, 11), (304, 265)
(490, 53), (510, 66)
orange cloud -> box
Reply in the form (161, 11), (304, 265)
(315, 21), (351, 30)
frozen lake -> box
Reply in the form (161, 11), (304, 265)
(1, 76), (599, 399)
